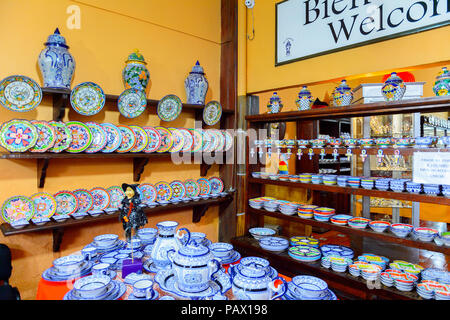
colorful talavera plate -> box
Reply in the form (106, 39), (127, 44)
(54, 191), (78, 216)
(30, 192), (57, 219)
(177, 128), (194, 152)
(208, 177), (224, 194)
(155, 181), (173, 202)
(101, 123), (123, 153)
(223, 130), (233, 151)
(84, 122), (107, 153)
(138, 183), (157, 203)
(73, 189), (94, 213)
(202, 130), (214, 153)
(1, 196), (35, 223)
(118, 88), (147, 118)
(170, 180), (186, 200)
(106, 186), (125, 209)
(168, 128), (185, 153)
(0, 119), (38, 152)
(189, 128), (203, 153)
(203, 101), (222, 126)
(157, 94), (182, 122)
(70, 82), (105, 116)
(116, 125), (136, 153)
(130, 125), (148, 153)
(66, 121), (93, 153)
(184, 179), (200, 198)
(155, 126), (173, 153)
(29, 120), (56, 153)
(90, 187), (111, 211)
(211, 129), (225, 152)
(142, 127), (161, 153)
(49, 121), (72, 153)
(0, 75), (42, 112)
(197, 178), (211, 195)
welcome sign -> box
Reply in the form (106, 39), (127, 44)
(276, 0), (450, 65)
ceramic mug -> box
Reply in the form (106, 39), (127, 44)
(92, 263), (111, 276)
(133, 279), (154, 299)
(81, 247), (97, 261)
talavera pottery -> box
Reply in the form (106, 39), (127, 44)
(84, 122), (107, 153)
(106, 186), (125, 210)
(197, 178), (211, 195)
(142, 126), (161, 153)
(38, 28), (75, 89)
(90, 187), (111, 212)
(138, 183), (157, 204)
(129, 125), (148, 153)
(184, 61), (208, 105)
(30, 192), (56, 220)
(29, 120), (56, 153)
(267, 92), (283, 113)
(203, 101), (222, 126)
(169, 181), (186, 201)
(155, 181), (173, 202)
(122, 49), (150, 93)
(49, 121), (72, 153)
(155, 126), (173, 153)
(0, 119), (38, 152)
(295, 86), (313, 111)
(433, 67), (450, 96)
(209, 177), (224, 194)
(116, 125), (136, 153)
(70, 82), (105, 116)
(0, 75), (42, 112)
(332, 80), (353, 106)
(65, 121), (93, 153)
(184, 180), (200, 198)
(54, 191), (78, 217)
(177, 128), (194, 152)
(157, 94), (182, 122)
(168, 128), (185, 153)
(189, 128), (203, 153)
(117, 88), (147, 118)
(73, 189), (94, 214)
(1, 195), (34, 225)
(382, 72), (406, 101)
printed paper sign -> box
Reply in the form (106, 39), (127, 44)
(413, 152), (450, 185)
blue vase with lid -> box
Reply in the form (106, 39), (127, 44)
(332, 80), (353, 106)
(38, 28), (75, 89)
(267, 92), (283, 113)
(184, 61), (208, 105)
(296, 86), (313, 111)
(381, 72), (406, 101)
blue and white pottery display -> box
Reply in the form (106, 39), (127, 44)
(259, 236), (289, 252)
(332, 80), (353, 106)
(433, 67), (450, 96)
(73, 274), (111, 299)
(381, 72), (406, 101)
(208, 242), (234, 259)
(295, 86), (313, 111)
(406, 181), (422, 194)
(93, 234), (119, 249)
(133, 279), (155, 299)
(290, 275), (328, 300)
(414, 136), (436, 148)
(267, 92), (283, 113)
(423, 184), (441, 196)
(38, 28), (75, 89)
(184, 61), (208, 105)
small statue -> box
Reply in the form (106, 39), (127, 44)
(119, 183), (147, 242)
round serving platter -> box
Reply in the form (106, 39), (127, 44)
(84, 122), (107, 153)
(116, 125), (136, 153)
(209, 177), (224, 194)
(169, 180), (186, 200)
(54, 191), (78, 217)
(130, 125), (149, 153)
(155, 181), (173, 202)
(90, 187), (111, 211)
(66, 121), (93, 153)
(117, 88), (147, 118)
(70, 82), (105, 116)
(29, 120), (56, 153)
(106, 186), (125, 210)
(0, 75), (42, 112)
(157, 94), (182, 122)
(49, 121), (72, 153)
(73, 189), (94, 214)
(0, 119), (38, 152)
(30, 192), (56, 220)
(184, 179), (200, 198)
(203, 101), (222, 126)
(1, 195), (34, 224)
(138, 183), (157, 204)
(101, 123), (122, 153)
(197, 178), (211, 195)
(189, 129), (203, 153)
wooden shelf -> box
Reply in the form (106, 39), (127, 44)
(268, 147), (448, 156)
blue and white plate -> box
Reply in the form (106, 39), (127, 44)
(64, 280), (126, 300)
(218, 250), (241, 265)
(320, 244), (354, 259)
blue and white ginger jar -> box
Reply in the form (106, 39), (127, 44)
(184, 61), (209, 105)
(295, 86), (313, 111)
(332, 80), (353, 106)
(267, 92), (283, 113)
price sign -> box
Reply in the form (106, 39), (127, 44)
(413, 152), (450, 185)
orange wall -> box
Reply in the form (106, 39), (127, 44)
(0, 0), (222, 299)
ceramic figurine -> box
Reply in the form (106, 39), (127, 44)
(332, 80), (353, 106)
(267, 92), (283, 113)
(38, 28), (75, 89)
(433, 67), (450, 96)
(122, 49), (150, 93)
(119, 183), (147, 242)
(381, 72), (406, 101)
(184, 61), (209, 105)
(295, 86), (313, 111)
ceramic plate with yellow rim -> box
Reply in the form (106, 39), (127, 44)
(142, 126), (161, 153)
(155, 181), (173, 201)
(189, 128), (203, 153)
(30, 192), (57, 219)
(168, 128), (185, 153)
(130, 125), (149, 153)
(155, 126), (173, 153)
(70, 81), (105, 116)
(116, 125), (137, 153)
(0, 75), (42, 112)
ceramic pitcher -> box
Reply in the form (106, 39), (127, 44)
(184, 61), (209, 105)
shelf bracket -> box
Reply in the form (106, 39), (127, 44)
(52, 93), (69, 121)
(52, 227), (64, 252)
(133, 157), (150, 182)
(37, 158), (50, 188)
(200, 163), (212, 177)
(192, 204), (209, 223)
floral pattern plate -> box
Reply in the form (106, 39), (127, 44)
(203, 101), (222, 126)
(30, 192), (56, 219)
(73, 189), (94, 213)
(130, 125), (148, 153)
(184, 179), (200, 198)
(66, 121), (93, 153)
(177, 128), (194, 152)
(70, 82), (105, 116)
(101, 123), (123, 153)
(85, 122), (107, 153)
(1, 196), (35, 224)
(0, 119), (38, 152)
(209, 177), (224, 194)
(138, 183), (157, 203)
(142, 127), (161, 153)
(197, 178), (211, 195)
(168, 128), (185, 153)
(189, 128), (203, 153)
(223, 130), (233, 151)
(169, 180), (186, 200)
(155, 126), (173, 153)
(201, 130), (214, 153)
(107, 186), (125, 209)
(54, 191), (78, 216)
(29, 120), (56, 153)
(116, 125), (136, 153)
(90, 187), (111, 211)
(118, 88), (147, 118)
(212, 129), (225, 152)
(0, 75), (42, 112)
(49, 121), (72, 153)
(157, 94), (182, 122)
(155, 181), (173, 202)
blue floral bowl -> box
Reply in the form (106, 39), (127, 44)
(390, 223), (413, 238)
(406, 181), (422, 194)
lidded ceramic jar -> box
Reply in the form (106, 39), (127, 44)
(296, 86), (313, 111)
(122, 49), (150, 93)
(184, 61), (209, 105)
(38, 28), (75, 89)
(382, 72), (406, 101)
(433, 67), (450, 96)
(332, 80), (353, 106)
(267, 92), (283, 113)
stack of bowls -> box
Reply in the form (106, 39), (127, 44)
(136, 228), (157, 246)
(71, 274), (113, 299)
(390, 179), (408, 192)
(375, 178), (392, 191)
(320, 255), (333, 269)
(290, 276), (329, 300)
(323, 175), (337, 186)
(347, 176), (361, 188)
(249, 198), (265, 209)
(348, 263), (363, 277)
(413, 227), (439, 242)
(313, 207), (335, 222)
(390, 223), (413, 238)
(251, 172), (262, 178)
(414, 136), (436, 148)
(289, 175), (300, 182)
(360, 264), (382, 281)
(391, 272), (417, 291)
(249, 227), (276, 240)
(361, 177), (376, 190)
(279, 174), (290, 181)
(375, 137), (392, 148)
(348, 217), (371, 229)
(321, 244), (354, 259)
(357, 253), (389, 270)
(330, 256), (352, 273)
(297, 205), (318, 219)
(311, 174), (323, 184)
(263, 200), (279, 212)
(406, 181), (422, 194)
(417, 282), (437, 299)
(337, 175), (350, 187)
(423, 184), (441, 196)
(299, 173), (312, 184)
(279, 203), (298, 215)
(343, 138), (358, 148)
(369, 220), (391, 233)
(330, 214), (353, 226)
(380, 271), (395, 287)
(389, 260), (424, 278)
(442, 185), (450, 198)
(435, 288), (450, 300)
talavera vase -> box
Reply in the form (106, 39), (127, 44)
(433, 67), (450, 96)
(267, 92), (283, 113)
(184, 61), (208, 105)
(295, 86), (313, 111)
(122, 49), (150, 93)
(332, 80), (353, 106)
(381, 72), (406, 101)
(38, 28), (75, 89)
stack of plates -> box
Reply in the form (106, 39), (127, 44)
(63, 274), (126, 300)
(323, 175), (337, 186)
(313, 207), (335, 222)
(423, 184), (441, 196)
(361, 178), (376, 190)
(298, 173), (312, 183)
(380, 271), (395, 287)
(248, 198), (265, 209)
(348, 261), (369, 277)
(375, 178), (392, 191)
(279, 203), (298, 215)
(406, 181), (422, 194)
(390, 179), (408, 192)
(320, 244), (354, 259)
(360, 264), (382, 281)
(330, 256), (352, 273)
(263, 200), (279, 212)
(288, 245), (321, 262)
(416, 281), (437, 299)
(289, 175), (300, 182)
(42, 254), (92, 282)
(337, 175), (350, 187)
(297, 205), (318, 219)
(390, 272), (417, 291)
(330, 214), (353, 226)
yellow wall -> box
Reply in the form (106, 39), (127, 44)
(0, 0), (222, 299)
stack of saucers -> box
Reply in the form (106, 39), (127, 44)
(279, 203), (299, 215)
(323, 175), (337, 186)
(42, 254), (92, 282)
(330, 214), (352, 226)
(390, 179), (408, 192)
(249, 227), (276, 240)
(347, 176), (361, 188)
(413, 227), (439, 242)
(369, 220), (391, 233)
(64, 274), (126, 300)
(330, 256), (352, 273)
(298, 173), (312, 184)
(263, 200), (279, 212)
(311, 174), (323, 184)
(313, 207), (335, 222)
(297, 205), (318, 219)
(361, 177), (376, 190)
(406, 181), (422, 194)
(337, 175), (350, 187)
(423, 184), (441, 196)
(348, 217), (371, 229)
(375, 178), (392, 191)
(390, 223), (413, 238)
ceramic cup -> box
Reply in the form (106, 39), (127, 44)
(92, 263), (111, 276)
(133, 279), (154, 299)
(81, 247), (97, 261)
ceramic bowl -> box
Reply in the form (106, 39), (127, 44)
(73, 274), (112, 298)
(249, 227), (276, 240)
(390, 179), (408, 192)
(390, 223), (413, 238)
(423, 184), (441, 196)
(359, 138), (375, 147)
(406, 181), (422, 194)
(53, 254), (85, 274)
(259, 236), (289, 252)
(337, 175), (350, 187)
(347, 177), (361, 188)
(291, 275), (328, 299)
(330, 214), (353, 226)
(369, 221), (391, 233)
(361, 178), (375, 190)
(260, 172), (270, 179)
(137, 228), (157, 242)
(209, 242), (234, 258)
(375, 178), (392, 191)
(348, 217), (370, 229)
(413, 227), (438, 242)
(311, 174), (323, 184)
(328, 138), (343, 148)
(289, 175), (300, 182)
(249, 199), (264, 210)
(279, 175), (290, 181)
(414, 136), (436, 148)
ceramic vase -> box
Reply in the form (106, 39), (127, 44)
(332, 80), (353, 106)
(381, 72), (406, 101)
(267, 92), (283, 113)
(122, 49), (150, 93)
(184, 61), (209, 105)
(295, 86), (313, 111)
(38, 28), (75, 89)
(433, 67), (450, 96)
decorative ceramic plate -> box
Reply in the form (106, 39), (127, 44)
(177, 128), (194, 152)
(189, 128), (203, 153)
(155, 181), (173, 202)
(142, 127), (161, 153)
(184, 179), (200, 198)
(84, 122), (107, 153)
(168, 128), (185, 153)
(66, 121), (93, 153)
(169, 180), (186, 200)
(155, 126), (173, 153)
(157, 94), (182, 122)
(49, 121), (72, 153)
(290, 236), (319, 247)
(202, 130), (214, 153)
(29, 121), (56, 153)
(197, 178), (211, 195)
(212, 129), (225, 152)
(30, 192), (56, 219)
(203, 101), (222, 126)
(320, 244), (354, 259)
(73, 189), (94, 213)
(138, 183), (157, 203)
(0, 75), (42, 112)
(208, 177), (224, 194)
(223, 130), (233, 151)
(118, 88), (147, 118)
(129, 125), (148, 153)
(90, 187), (111, 211)
(1, 196), (34, 223)
(54, 191), (78, 216)
(106, 186), (125, 209)
(288, 245), (321, 261)
(70, 82), (105, 116)
(101, 123), (122, 153)
(0, 119), (38, 152)
(116, 125), (136, 153)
